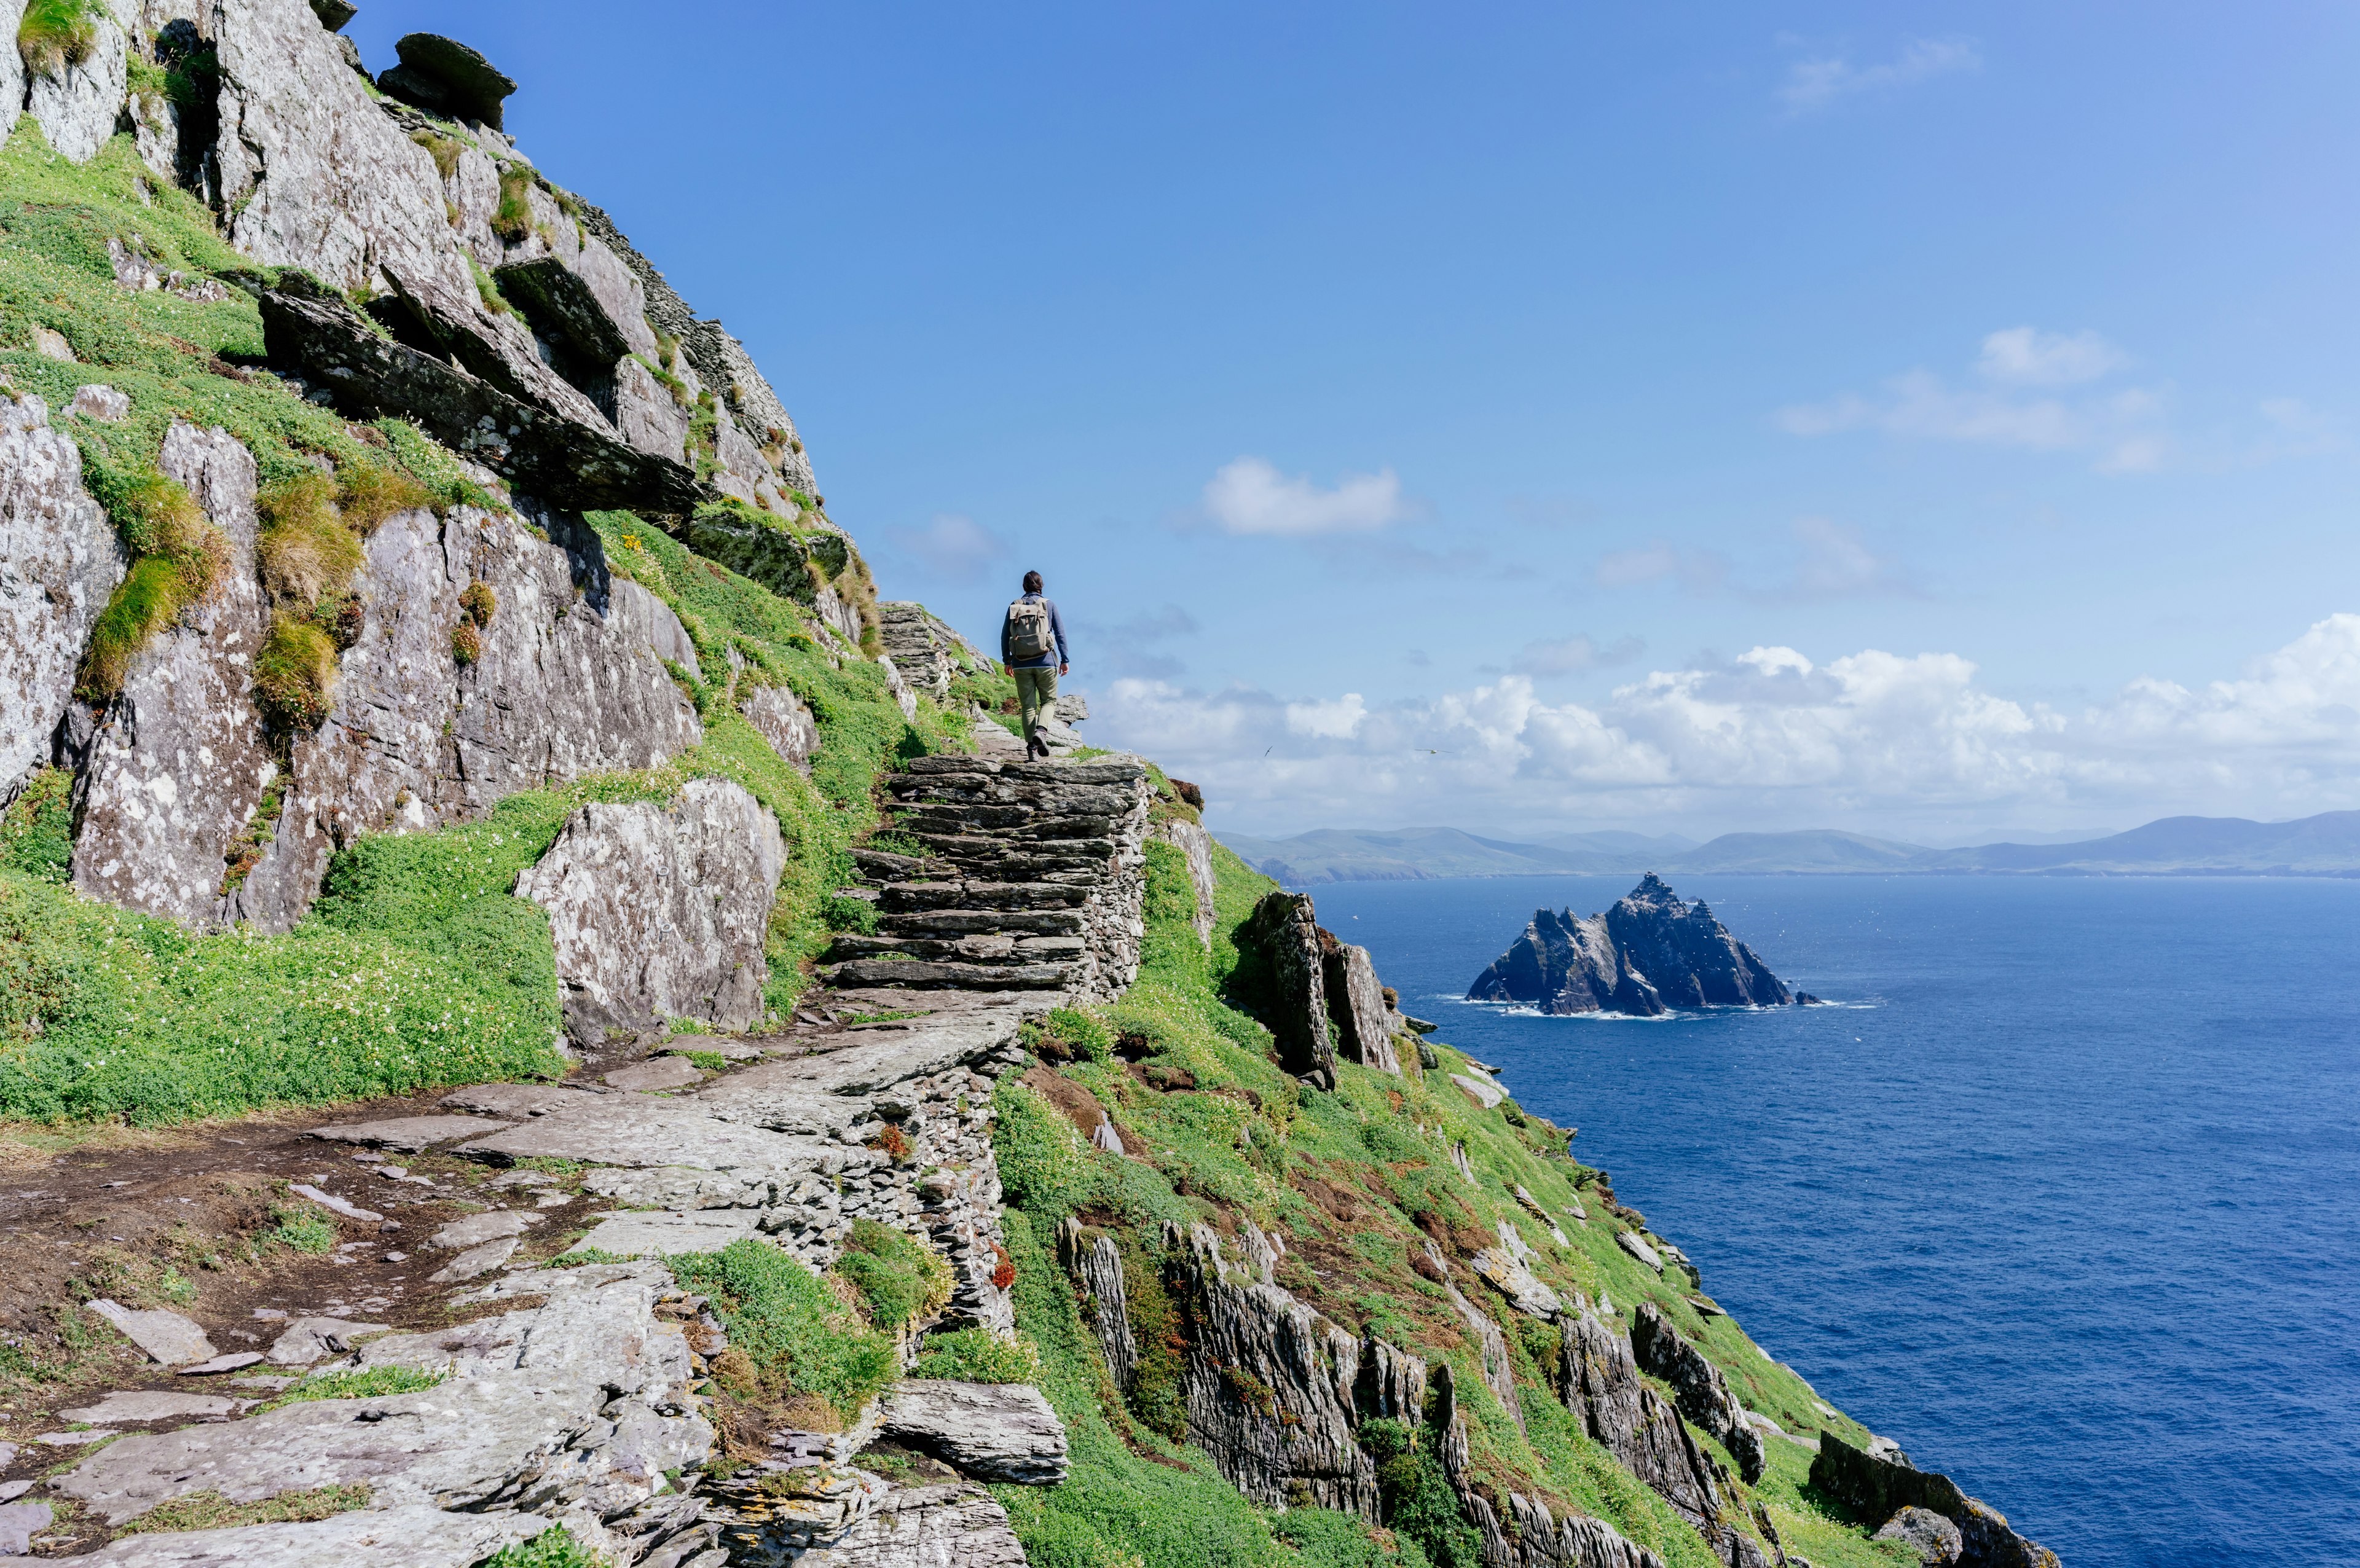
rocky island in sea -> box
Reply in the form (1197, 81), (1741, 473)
(1469, 872), (1817, 1014)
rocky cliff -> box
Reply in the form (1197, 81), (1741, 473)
(1468, 874), (1806, 1015)
(0, 12), (2047, 1568)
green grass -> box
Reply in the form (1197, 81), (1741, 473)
(119, 1483), (372, 1534)
(478, 1524), (610, 1568)
(545, 1247), (631, 1269)
(666, 1237), (897, 1425)
(263, 1204), (337, 1254)
(1, 767), (72, 884)
(17, 0), (104, 77)
(835, 1217), (953, 1332)
(910, 1327), (1043, 1384)
(257, 1365), (446, 1412)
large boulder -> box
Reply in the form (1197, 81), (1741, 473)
(1629, 1301), (1766, 1483)
(1322, 936), (1399, 1072)
(0, 393), (120, 799)
(227, 508), (703, 931)
(376, 33), (517, 129)
(877, 1380), (1068, 1485)
(72, 425), (276, 928)
(516, 777), (786, 1043)
(1239, 892), (1335, 1081)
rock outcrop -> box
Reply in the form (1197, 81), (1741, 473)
(1058, 1218), (1138, 1395)
(229, 505), (704, 933)
(0, 393), (119, 800)
(516, 778), (787, 1044)
(71, 424), (276, 928)
(1630, 1301), (1766, 1484)
(1162, 1220), (1380, 1518)
(878, 1379), (1069, 1484)
(1323, 934), (1402, 1072)
(1810, 1434), (2059, 1568)
(1468, 874), (1794, 1015)
(1240, 891), (1337, 1081)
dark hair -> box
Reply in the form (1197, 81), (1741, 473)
(1023, 570), (1043, 594)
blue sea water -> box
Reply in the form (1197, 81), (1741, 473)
(1302, 874), (2360, 1566)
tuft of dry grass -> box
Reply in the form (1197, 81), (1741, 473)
(253, 614), (337, 731)
(120, 1483), (374, 1534)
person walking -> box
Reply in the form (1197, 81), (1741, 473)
(1002, 570), (1069, 761)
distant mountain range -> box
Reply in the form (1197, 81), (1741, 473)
(1217, 812), (2360, 884)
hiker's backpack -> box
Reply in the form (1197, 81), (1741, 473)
(1006, 597), (1055, 661)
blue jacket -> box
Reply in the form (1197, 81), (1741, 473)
(1002, 594), (1069, 670)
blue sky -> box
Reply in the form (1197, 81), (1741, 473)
(352, 3), (2360, 842)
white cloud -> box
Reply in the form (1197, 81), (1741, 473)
(883, 512), (1011, 581)
(1202, 457), (1411, 537)
(1976, 327), (2128, 386)
(1779, 35), (1981, 115)
(1784, 517), (1914, 598)
(1093, 614), (2360, 839)
(1778, 331), (2167, 472)
(1594, 543), (1729, 592)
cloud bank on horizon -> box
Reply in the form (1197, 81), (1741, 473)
(1094, 613), (2360, 841)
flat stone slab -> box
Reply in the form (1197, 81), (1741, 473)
(660, 1035), (762, 1060)
(267, 1317), (391, 1366)
(428, 1237), (519, 1283)
(71, 1500), (554, 1566)
(567, 1210), (761, 1260)
(177, 1351), (267, 1376)
(1450, 1072), (1507, 1109)
(288, 1183), (384, 1223)
(439, 1083), (598, 1118)
(1616, 1231), (1664, 1271)
(308, 1116), (513, 1152)
(878, 1379), (1069, 1484)
(61, 1392), (238, 1424)
(37, 1428), (119, 1445)
(427, 1210), (541, 1250)
(455, 1097), (835, 1172)
(88, 1301), (216, 1366)
(0, 1502), (46, 1555)
(605, 1056), (704, 1092)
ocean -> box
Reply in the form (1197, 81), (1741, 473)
(1300, 872), (2360, 1566)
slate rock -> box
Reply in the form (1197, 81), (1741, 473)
(744, 682), (819, 774)
(69, 1500), (551, 1566)
(878, 1380), (1069, 1484)
(615, 353), (693, 463)
(68, 383), (129, 421)
(1056, 1218), (1136, 1395)
(1162, 1221), (1377, 1517)
(427, 1210), (540, 1250)
(457, 1097), (830, 1172)
(1470, 1226), (1565, 1321)
(439, 1083), (597, 1119)
(494, 256), (633, 370)
(60, 1392), (237, 1425)
(254, 285), (706, 515)
(1876, 1506), (1965, 1566)
(566, 1210), (760, 1260)
(309, 1115), (513, 1153)
(1239, 893), (1335, 1080)
(380, 33), (518, 130)
(1556, 1299), (1726, 1540)
(309, 0), (357, 30)
(71, 425), (275, 929)
(607, 1056), (705, 1092)
(0, 393), (120, 799)
(1147, 817), (1217, 942)
(517, 778), (785, 1043)
(288, 1183), (383, 1223)
(176, 1352), (267, 1376)
(661, 1036), (762, 1060)
(266, 1315), (391, 1366)
(87, 1301), (216, 1366)
(0, 1502), (50, 1556)
(1617, 1231), (1664, 1271)
(1452, 1071), (1507, 1110)
(1809, 1435), (2058, 1568)
(1630, 1301), (1767, 1484)
(25, 0), (127, 162)
(1324, 939), (1400, 1073)
(427, 1237), (519, 1282)
(781, 1481), (1026, 1567)
(226, 504), (704, 931)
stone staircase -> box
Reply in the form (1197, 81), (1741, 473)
(823, 755), (1152, 1005)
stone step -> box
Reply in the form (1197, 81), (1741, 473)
(827, 934), (1087, 965)
(894, 804), (1123, 837)
(880, 909), (1085, 936)
(827, 958), (1076, 990)
(894, 759), (1146, 785)
(890, 780), (1143, 813)
(878, 882), (1090, 912)
(850, 847), (954, 880)
(908, 832), (1119, 861)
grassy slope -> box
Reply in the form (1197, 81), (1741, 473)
(994, 839), (1911, 1568)
(0, 127), (934, 1123)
